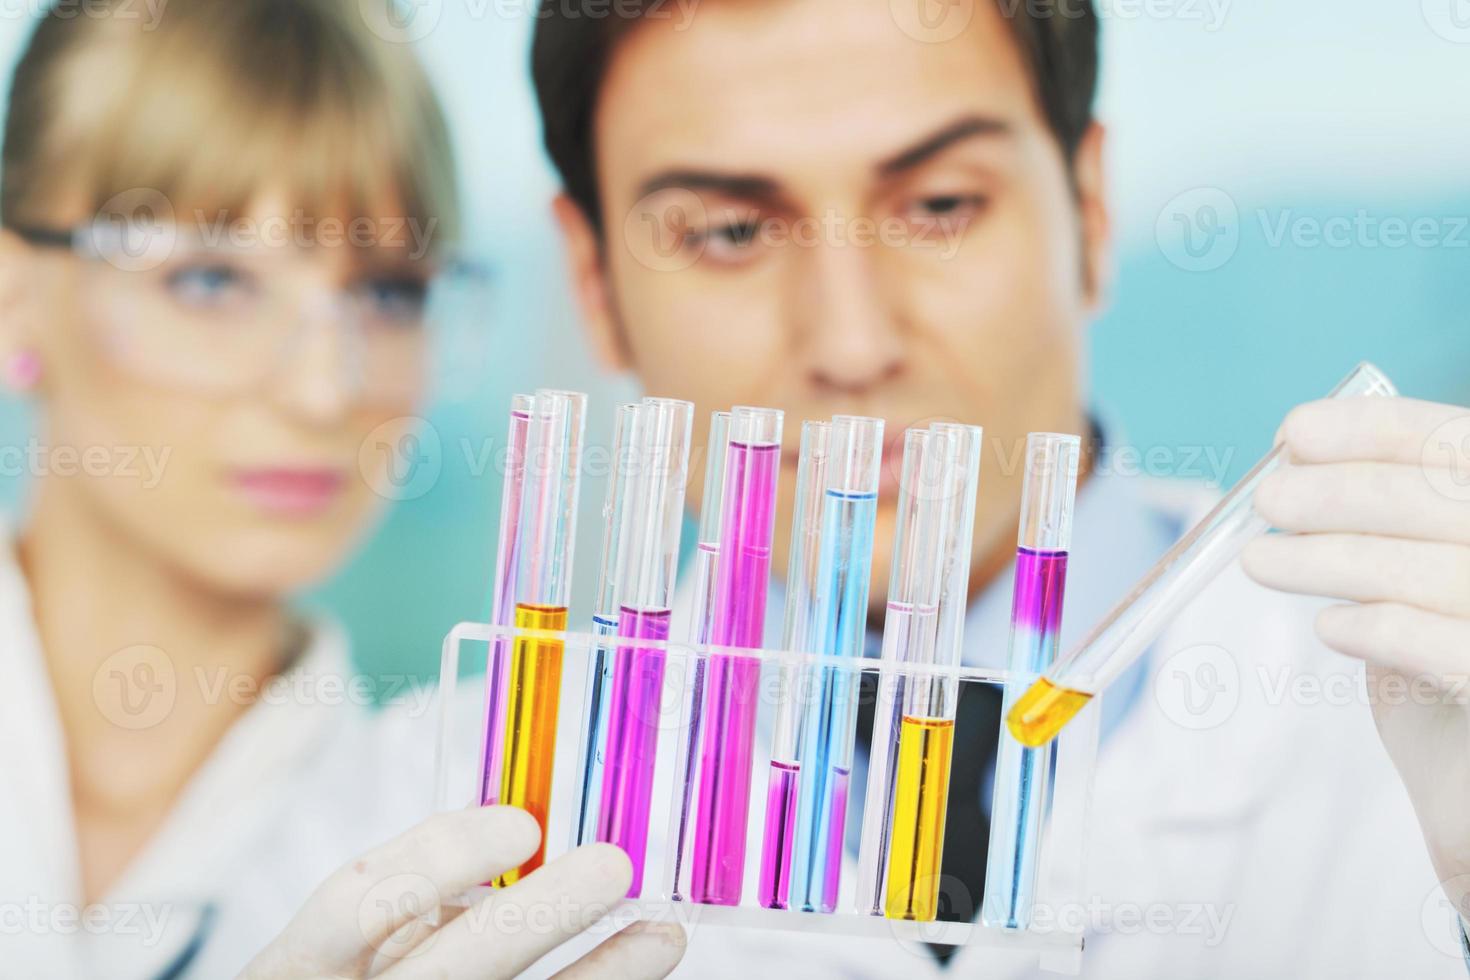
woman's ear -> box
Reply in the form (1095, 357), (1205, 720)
(1072, 122), (1113, 315)
(0, 229), (44, 392)
(552, 193), (630, 373)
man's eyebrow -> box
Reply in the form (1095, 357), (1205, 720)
(876, 115), (1013, 176)
(635, 170), (789, 207)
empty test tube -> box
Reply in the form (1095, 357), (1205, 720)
(668, 411), (732, 902)
(478, 393), (534, 806)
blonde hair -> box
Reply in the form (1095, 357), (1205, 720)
(2, 0), (458, 249)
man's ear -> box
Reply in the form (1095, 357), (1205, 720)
(552, 193), (630, 373)
(1072, 121), (1113, 314)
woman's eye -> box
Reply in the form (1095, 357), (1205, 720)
(164, 263), (254, 308)
(355, 277), (430, 324)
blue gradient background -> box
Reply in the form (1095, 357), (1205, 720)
(0, 2), (1464, 683)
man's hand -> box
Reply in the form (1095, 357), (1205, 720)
(240, 806), (685, 979)
(1242, 396), (1470, 931)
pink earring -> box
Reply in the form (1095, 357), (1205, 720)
(5, 350), (41, 391)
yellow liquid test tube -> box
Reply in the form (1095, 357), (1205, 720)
(884, 715), (954, 921)
(1006, 677), (1094, 748)
(495, 601), (568, 886)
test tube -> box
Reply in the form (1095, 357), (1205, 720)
(884, 422), (981, 922)
(759, 420), (833, 909)
(596, 397), (694, 897)
(855, 429), (943, 916)
(854, 422), (983, 917)
(680, 406), (784, 906)
(788, 416), (883, 913)
(478, 393), (534, 805)
(571, 403), (639, 848)
(1006, 362), (1398, 748)
(496, 389), (587, 886)
(982, 433), (1081, 930)
(668, 411), (731, 901)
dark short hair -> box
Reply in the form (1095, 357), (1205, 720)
(530, 0), (1099, 233)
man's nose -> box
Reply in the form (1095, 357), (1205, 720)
(791, 233), (906, 397)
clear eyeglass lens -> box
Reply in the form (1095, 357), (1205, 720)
(78, 239), (444, 401)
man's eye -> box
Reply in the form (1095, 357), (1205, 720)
(164, 263), (254, 307)
(710, 219), (761, 248)
(907, 194), (987, 220)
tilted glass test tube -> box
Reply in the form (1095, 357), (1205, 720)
(1006, 362), (1398, 748)
(478, 393), (534, 806)
(594, 398), (694, 897)
(572, 403), (639, 850)
(855, 422), (983, 920)
(760, 420), (832, 910)
(982, 433), (1081, 931)
(673, 406), (784, 906)
(668, 410), (731, 902)
(496, 389), (587, 886)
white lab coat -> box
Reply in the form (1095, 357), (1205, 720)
(1, 473), (1464, 979)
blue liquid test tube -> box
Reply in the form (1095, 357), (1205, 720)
(788, 416), (882, 913)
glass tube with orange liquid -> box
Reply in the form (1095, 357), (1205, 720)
(884, 423), (981, 922)
(496, 389), (586, 886)
(1006, 362), (1398, 749)
(854, 422), (981, 919)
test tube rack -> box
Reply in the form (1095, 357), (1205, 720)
(433, 622), (1101, 975)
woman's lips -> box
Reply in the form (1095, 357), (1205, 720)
(231, 468), (346, 516)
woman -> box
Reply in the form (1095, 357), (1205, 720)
(0, 1), (683, 976)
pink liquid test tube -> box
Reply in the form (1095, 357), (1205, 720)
(689, 406), (783, 906)
(593, 398), (693, 897)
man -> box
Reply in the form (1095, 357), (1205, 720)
(530, 0), (1470, 976)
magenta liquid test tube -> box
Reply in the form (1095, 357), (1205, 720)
(982, 433), (1080, 930)
(593, 398), (693, 897)
(685, 406), (783, 906)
